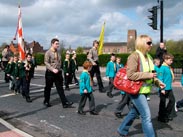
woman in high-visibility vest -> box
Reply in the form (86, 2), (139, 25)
(117, 35), (165, 137)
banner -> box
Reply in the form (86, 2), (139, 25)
(98, 22), (105, 55)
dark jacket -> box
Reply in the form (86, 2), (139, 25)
(155, 47), (167, 64)
(5, 62), (15, 76)
(70, 58), (78, 73)
(63, 59), (70, 73)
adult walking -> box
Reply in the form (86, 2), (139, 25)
(44, 38), (73, 108)
(155, 42), (167, 65)
(117, 35), (165, 137)
(87, 40), (106, 93)
(2, 45), (12, 82)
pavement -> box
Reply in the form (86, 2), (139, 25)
(0, 65), (182, 137)
(0, 118), (33, 137)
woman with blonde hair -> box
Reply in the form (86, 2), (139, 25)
(117, 35), (165, 137)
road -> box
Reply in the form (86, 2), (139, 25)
(0, 66), (183, 137)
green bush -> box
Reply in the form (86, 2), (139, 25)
(172, 53), (183, 68)
(34, 53), (44, 65)
(31, 53), (183, 68)
(99, 54), (130, 66)
(76, 54), (87, 66)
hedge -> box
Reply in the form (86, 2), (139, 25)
(1, 53), (183, 68)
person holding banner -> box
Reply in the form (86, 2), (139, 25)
(87, 40), (106, 93)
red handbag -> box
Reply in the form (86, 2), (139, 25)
(113, 58), (143, 95)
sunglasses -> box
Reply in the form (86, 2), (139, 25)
(146, 41), (152, 46)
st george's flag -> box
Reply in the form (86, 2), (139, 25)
(98, 22), (105, 55)
(14, 5), (26, 60)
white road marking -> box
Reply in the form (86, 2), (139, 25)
(30, 83), (45, 87)
(0, 93), (15, 98)
(30, 87), (55, 93)
(34, 73), (45, 77)
(1, 76), (108, 98)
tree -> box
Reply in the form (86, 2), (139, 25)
(76, 46), (84, 54)
(59, 40), (66, 55)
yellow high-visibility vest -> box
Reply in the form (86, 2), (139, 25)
(136, 50), (154, 94)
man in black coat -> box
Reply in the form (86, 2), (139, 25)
(155, 42), (167, 65)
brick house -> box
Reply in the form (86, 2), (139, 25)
(9, 40), (45, 55)
(83, 29), (137, 54)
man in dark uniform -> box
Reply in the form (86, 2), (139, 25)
(44, 38), (73, 108)
(87, 40), (106, 93)
(155, 42), (167, 65)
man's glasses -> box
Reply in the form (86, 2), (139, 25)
(55, 43), (59, 45)
(146, 41), (152, 46)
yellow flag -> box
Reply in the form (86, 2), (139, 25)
(98, 22), (105, 55)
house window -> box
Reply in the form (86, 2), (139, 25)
(108, 49), (110, 52)
(118, 49), (120, 53)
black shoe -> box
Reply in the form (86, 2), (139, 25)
(78, 110), (86, 115)
(26, 98), (32, 103)
(107, 92), (113, 98)
(43, 102), (52, 107)
(99, 88), (106, 93)
(114, 113), (123, 118)
(90, 111), (98, 115)
(66, 101), (73, 105)
(63, 102), (73, 108)
(158, 117), (169, 123)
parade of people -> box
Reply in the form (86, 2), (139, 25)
(0, 0), (183, 137)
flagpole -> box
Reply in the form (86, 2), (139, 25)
(15, 4), (26, 60)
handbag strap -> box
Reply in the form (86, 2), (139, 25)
(137, 55), (140, 72)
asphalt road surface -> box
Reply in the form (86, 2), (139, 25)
(0, 66), (183, 137)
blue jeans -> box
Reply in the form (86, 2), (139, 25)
(118, 94), (155, 137)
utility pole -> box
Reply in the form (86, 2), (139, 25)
(148, 0), (164, 43)
(160, 0), (163, 42)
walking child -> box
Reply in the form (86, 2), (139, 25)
(22, 53), (34, 102)
(70, 51), (78, 85)
(158, 53), (176, 123)
(63, 53), (71, 90)
(153, 58), (161, 95)
(16, 56), (25, 94)
(78, 61), (98, 115)
(5, 56), (14, 91)
(13, 55), (20, 94)
(114, 57), (132, 118)
(106, 53), (116, 98)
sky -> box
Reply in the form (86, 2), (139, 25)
(0, 0), (183, 49)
